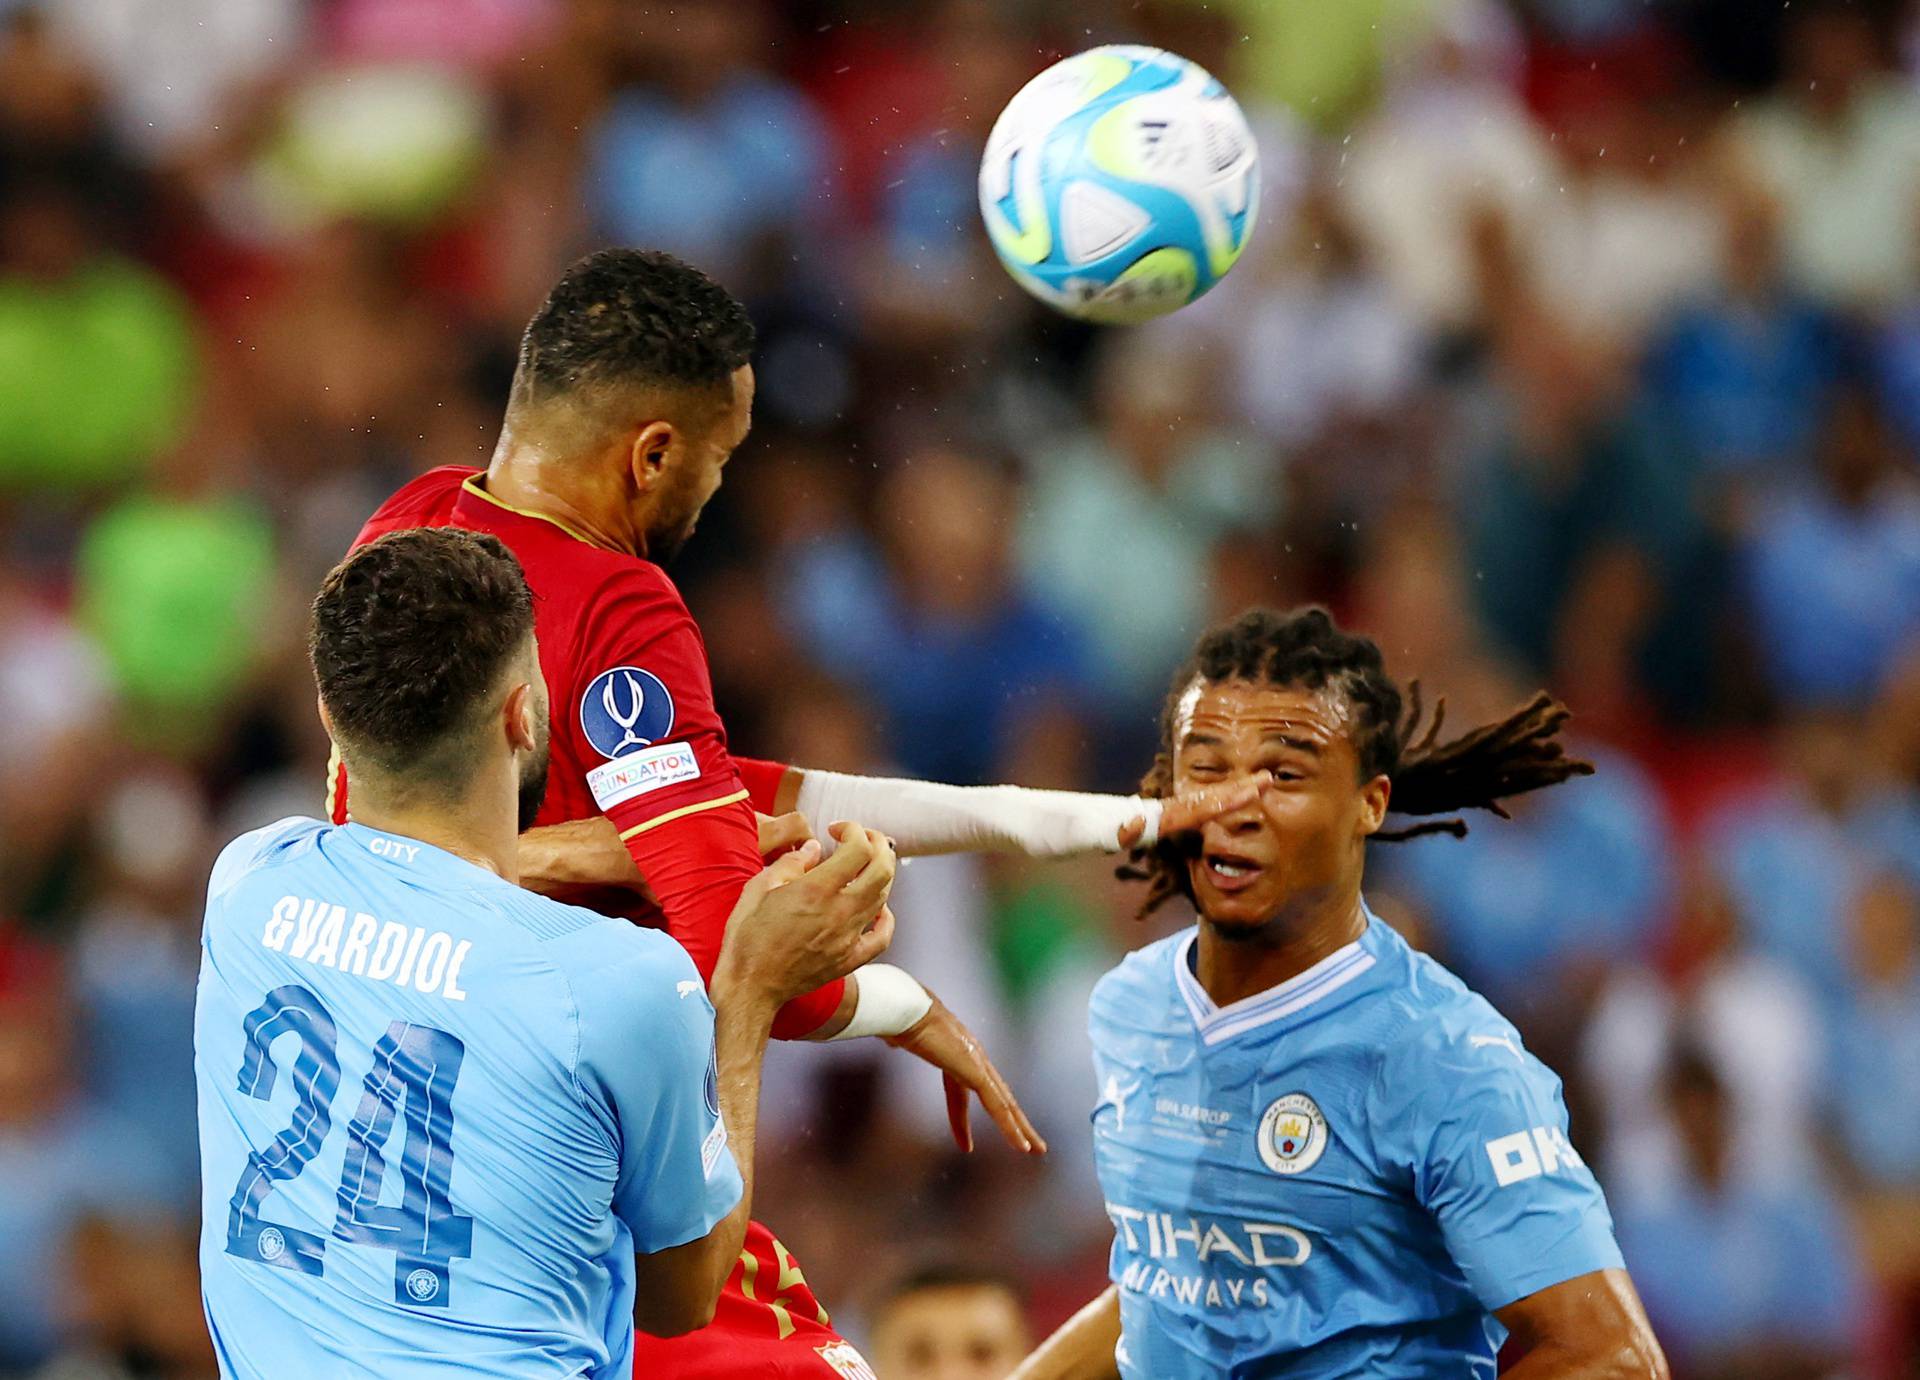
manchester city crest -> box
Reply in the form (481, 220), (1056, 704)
(1257, 1092), (1328, 1175)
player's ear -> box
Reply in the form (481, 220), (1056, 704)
(628, 421), (675, 489)
(1357, 774), (1390, 837)
(316, 694), (336, 740)
(503, 682), (538, 754)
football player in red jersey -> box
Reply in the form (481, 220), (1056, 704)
(331, 249), (1262, 1378)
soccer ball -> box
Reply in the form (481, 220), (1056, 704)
(977, 45), (1260, 325)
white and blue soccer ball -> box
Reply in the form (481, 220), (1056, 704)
(977, 45), (1260, 325)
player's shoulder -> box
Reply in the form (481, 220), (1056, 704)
(466, 885), (706, 1032)
(450, 479), (680, 609)
(357, 465), (474, 540)
(542, 906), (711, 1044)
(508, 530), (691, 667)
(1091, 929), (1186, 1033)
(572, 546), (689, 619)
(486, 883), (697, 982)
(207, 816), (327, 900)
(1365, 919), (1548, 1092)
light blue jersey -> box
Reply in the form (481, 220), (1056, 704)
(1088, 911), (1622, 1378)
(194, 818), (742, 1379)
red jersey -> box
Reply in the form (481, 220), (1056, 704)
(330, 465), (842, 1033)
(331, 466), (868, 1377)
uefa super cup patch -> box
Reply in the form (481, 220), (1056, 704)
(1257, 1092), (1329, 1175)
(586, 741), (700, 810)
(579, 666), (676, 759)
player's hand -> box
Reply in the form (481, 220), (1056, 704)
(755, 810), (814, 859)
(885, 994), (1046, 1157)
(1117, 771), (1273, 850)
(715, 822), (898, 1012)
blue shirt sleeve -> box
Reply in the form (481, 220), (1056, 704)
(207, 817), (318, 901)
(567, 924), (744, 1254)
(1380, 1023), (1624, 1311)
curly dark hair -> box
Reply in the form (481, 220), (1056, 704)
(1121, 607), (1593, 917)
(310, 528), (535, 786)
(512, 247), (756, 407)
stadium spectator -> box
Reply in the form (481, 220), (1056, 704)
(1738, 377), (1920, 709)
(65, 768), (208, 1192)
(866, 1261), (1031, 1380)
(1614, 1045), (1863, 1380)
(1644, 183), (1839, 479)
(0, 930), (178, 1371)
(1830, 874), (1920, 1187)
(0, 572), (112, 911)
(1581, 865), (1825, 1192)
(1728, 0), (1920, 309)
(1379, 737), (1670, 1028)
(1174, 164), (1423, 459)
(1831, 875), (1920, 1372)
(1016, 330), (1273, 735)
(584, 3), (833, 291)
(1340, 0), (1546, 335)
(1709, 709), (1920, 999)
(786, 445), (1092, 787)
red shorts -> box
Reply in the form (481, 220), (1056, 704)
(630, 1220), (875, 1379)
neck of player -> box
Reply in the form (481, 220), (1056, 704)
(1195, 889), (1367, 1009)
(483, 430), (647, 558)
(346, 768), (521, 886)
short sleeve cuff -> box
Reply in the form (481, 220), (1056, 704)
(1471, 1222), (1625, 1311)
(625, 1156), (743, 1255)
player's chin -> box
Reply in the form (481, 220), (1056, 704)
(1190, 872), (1286, 931)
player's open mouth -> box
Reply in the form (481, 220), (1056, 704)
(1203, 852), (1266, 893)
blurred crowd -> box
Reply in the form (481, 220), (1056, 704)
(0, 0), (1917, 1376)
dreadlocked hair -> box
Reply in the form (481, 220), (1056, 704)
(1119, 607), (1593, 918)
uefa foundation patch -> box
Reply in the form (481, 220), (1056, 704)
(586, 741), (699, 810)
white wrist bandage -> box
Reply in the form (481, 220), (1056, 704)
(826, 963), (933, 1041)
(793, 771), (1161, 858)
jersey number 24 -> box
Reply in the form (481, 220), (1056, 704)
(224, 984), (474, 1308)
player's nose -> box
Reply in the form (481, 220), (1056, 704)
(1214, 786), (1270, 830)
(1202, 810), (1265, 850)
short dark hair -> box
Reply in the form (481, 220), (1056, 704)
(874, 1260), (1025, 1316)
(1123, 607), (1594, 917)
(310, 528), (535, 786)
(512, 248), (755, 409)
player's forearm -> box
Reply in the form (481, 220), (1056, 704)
(517, 818), (644, 896)
(1009, 1285), (1123, 1380)
(1496, 1271), (1669, 1380)
(1499, 1338), (1669, 1380)
(788, 769), (1160, 857)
